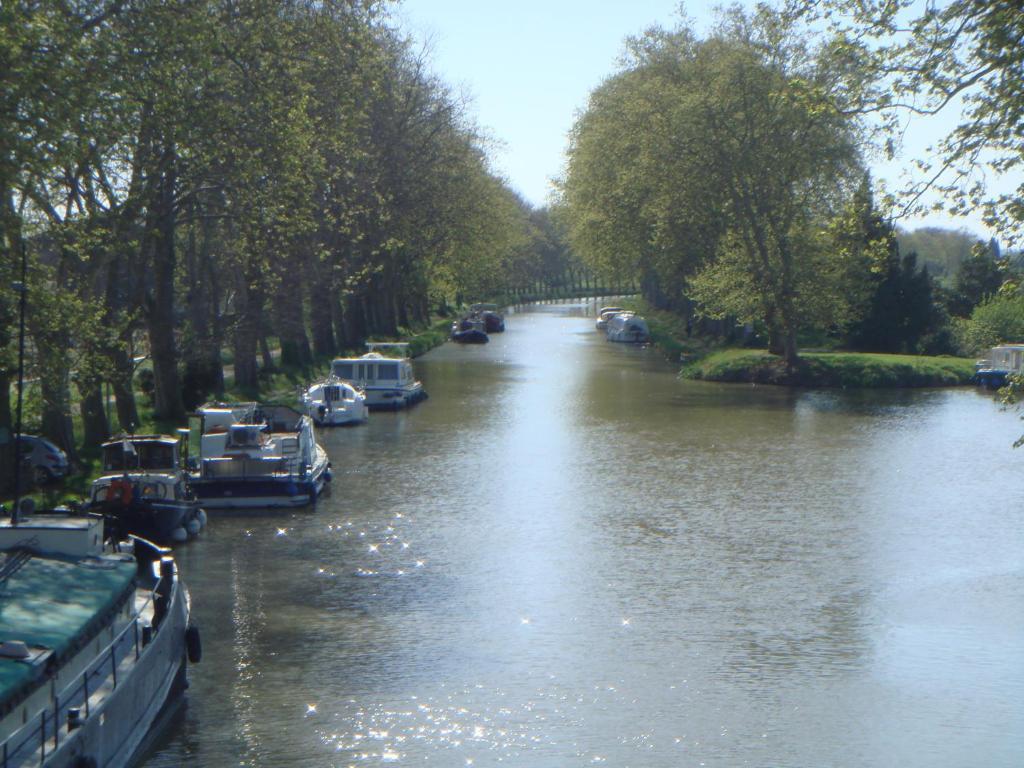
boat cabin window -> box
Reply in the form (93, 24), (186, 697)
(333, 362), (355, 380)
(377, 362), (399, 381)
(324, 385), (342, 402)
(228, 425), (264, 448)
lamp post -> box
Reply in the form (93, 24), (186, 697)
(10, 242), (27, 524)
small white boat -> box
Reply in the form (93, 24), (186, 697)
(302, 377), (368, 426)
(595, 306), (625, 331)
(606, 312), (651, 343)
(189, 402), (331, 508)
(330, 343), (427, 410)
(0, 503), (198, 768)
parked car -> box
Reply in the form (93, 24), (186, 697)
(17, 435), (70, 485)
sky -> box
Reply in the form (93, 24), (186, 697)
(395, 0), (1008, 241)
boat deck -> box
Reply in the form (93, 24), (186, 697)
(0, 550), (136, 712)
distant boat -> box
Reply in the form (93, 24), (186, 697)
(0, 503), (197, 768)
(190, 402), (331, 508)
(605, 312), (651, 343)
(330, 344), (427, 410)
(301, 377), (368, 426)
(470, 303), (505, 333)
(451, 314), (489, 344)
(595, 306), (625, 331)
(88, 433), (207, 545)
(974, 343), (1024, 388)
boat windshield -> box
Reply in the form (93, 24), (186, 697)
(103, 440), (176, 472)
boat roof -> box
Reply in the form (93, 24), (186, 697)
(333, 346), (412, 362)
(101, 434), (178, 447)
(0, 550), (136, 709)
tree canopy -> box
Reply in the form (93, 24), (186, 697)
(562, 7), (867, 364)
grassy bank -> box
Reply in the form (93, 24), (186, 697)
(611, 297), (976, 388)
(682, 348), (976, 387)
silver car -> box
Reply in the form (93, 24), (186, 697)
(18, 435), (70, 485)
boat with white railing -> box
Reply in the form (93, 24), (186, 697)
(87, 433), (207, 545)
(189, 402), (331, 508)
(329, 343), (427, 410)
(0, 502), (198, 768)
(300, 377), (368, 426)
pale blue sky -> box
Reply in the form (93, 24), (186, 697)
(395, 1), (1002, 240)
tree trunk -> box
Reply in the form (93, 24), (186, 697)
(40, 373), (76, 463)
(0, 370), (12, 496)
(111, 345), (140, 430)
(275, 262), (312, 368)
(146, 145), (185, 422)
(233, 275), (262, 391)
(79, 381), (109, 447)
(181, 197), (224, 408)
(331, 298), (348, 350)
(309, 276), (336, 358)
(344, 293), (368, 346)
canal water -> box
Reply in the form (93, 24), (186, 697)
(146, 300), (1024, 767)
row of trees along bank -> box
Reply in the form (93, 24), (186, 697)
(559, 3), (1022, 367)
(0, 1), (588, 494)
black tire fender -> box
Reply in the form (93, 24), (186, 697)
(185, 624), (202, 663)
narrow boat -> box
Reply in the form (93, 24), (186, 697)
(88, 433), (207, 545)
(0, 502), (198, 768)
(301, 377), (368, 426)
(189, 402), (331, 508)
(606, 312), (651, 343)
(330, 344), (427, 410)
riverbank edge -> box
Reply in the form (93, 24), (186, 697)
(619, 299), (977, 388)
(682, 349), (976, 387)
(2, 316), (455, 508)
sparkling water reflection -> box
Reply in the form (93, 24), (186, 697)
(144, 300), (1024, 767)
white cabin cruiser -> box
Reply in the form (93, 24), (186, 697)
(606, 312), (651, 343)
(189, 402), (331, 508)
(301, 377), (368, 426)
(88, 433), (207, 545)
(595, 306), (625, 331)
(330, 343), (427, 410)
(0, 503), (198, 768)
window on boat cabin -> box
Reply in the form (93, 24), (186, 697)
(229, 425), (262, 448)
(377, 362), (399, 380)
(138, 442), (175, 470)
(324, 385), (341, 402)
(334, 362), (355, 380)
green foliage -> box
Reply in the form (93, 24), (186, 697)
(562, 7), (866, 364)
(802, 0), (1024, 244)
(960, 293), (1024, 355)
(950, 244), (1006, 316)
(897, 227), (981, 281)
